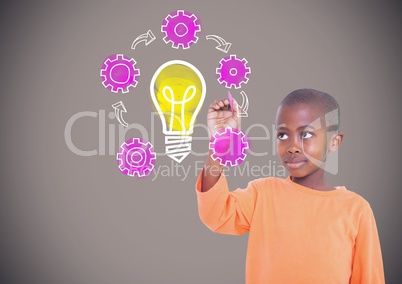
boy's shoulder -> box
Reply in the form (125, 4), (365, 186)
(338, 186), (374, 213)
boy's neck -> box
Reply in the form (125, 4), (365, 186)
(291, 170), (336, 191)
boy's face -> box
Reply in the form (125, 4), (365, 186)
(275, 103), (338, 178)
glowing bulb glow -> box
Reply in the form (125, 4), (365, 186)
(150, 60), (206, 163)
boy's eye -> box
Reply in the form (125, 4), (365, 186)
(301, 131), (313, 139)
(277, 133), (289, 140)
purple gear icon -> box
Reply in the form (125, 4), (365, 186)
(209, 128), (249, 167)
(161, 10), (201, 49)
(117, 138), (156, 177)
(216, 54), (251, 89)
(100, 54), (140, 93)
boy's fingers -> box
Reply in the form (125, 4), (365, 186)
(218, 99), (230, 108)
(209, 100), (221, 111)
(209, 99), (231, 112)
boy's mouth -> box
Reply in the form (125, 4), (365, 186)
(284, 158), (307, 169)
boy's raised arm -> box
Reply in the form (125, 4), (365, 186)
(201, 152), (224, 192)
(201, 98), (241, 192)
(196, 98), (258, 235)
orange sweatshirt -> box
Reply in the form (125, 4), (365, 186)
(196, 172), (385, 284)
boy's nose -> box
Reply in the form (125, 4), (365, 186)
(287, 147), (301, 154)
(287, 138), (301, 154)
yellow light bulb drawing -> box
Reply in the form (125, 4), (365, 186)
(150, 60), (206, 163)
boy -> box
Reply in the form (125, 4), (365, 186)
(195, 89), (385, 283)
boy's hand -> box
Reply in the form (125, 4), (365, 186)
(207, 98), (241, 139)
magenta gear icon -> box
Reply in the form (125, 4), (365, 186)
(100, 54), (140, 93)
(161, 10), (201, 49)
(209, 128), (249, 167)
(117, 138), (156, 177)
(216, 55), (251, 89)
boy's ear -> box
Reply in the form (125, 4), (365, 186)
(329, 132), (344, 152)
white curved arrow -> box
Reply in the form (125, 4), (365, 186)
(206, 34), (231, 53)
(112, 101), (129, 127)
(131, 30), (156, 50)
(237, 91), (249, 117)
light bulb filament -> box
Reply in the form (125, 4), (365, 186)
(162, 85), (196, 131)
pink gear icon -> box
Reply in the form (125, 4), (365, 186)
(161, 10), (201, 49)
(209, 128), (249, 167)
(100, 54), (140, 93)
(216, 55), (251, 89)
(117, 138), (156, 177)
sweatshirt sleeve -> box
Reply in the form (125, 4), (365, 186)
(195, 169), (258, 235)
(350, 205), (385, 284)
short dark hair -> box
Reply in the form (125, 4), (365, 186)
(279, 88), (340, 131)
